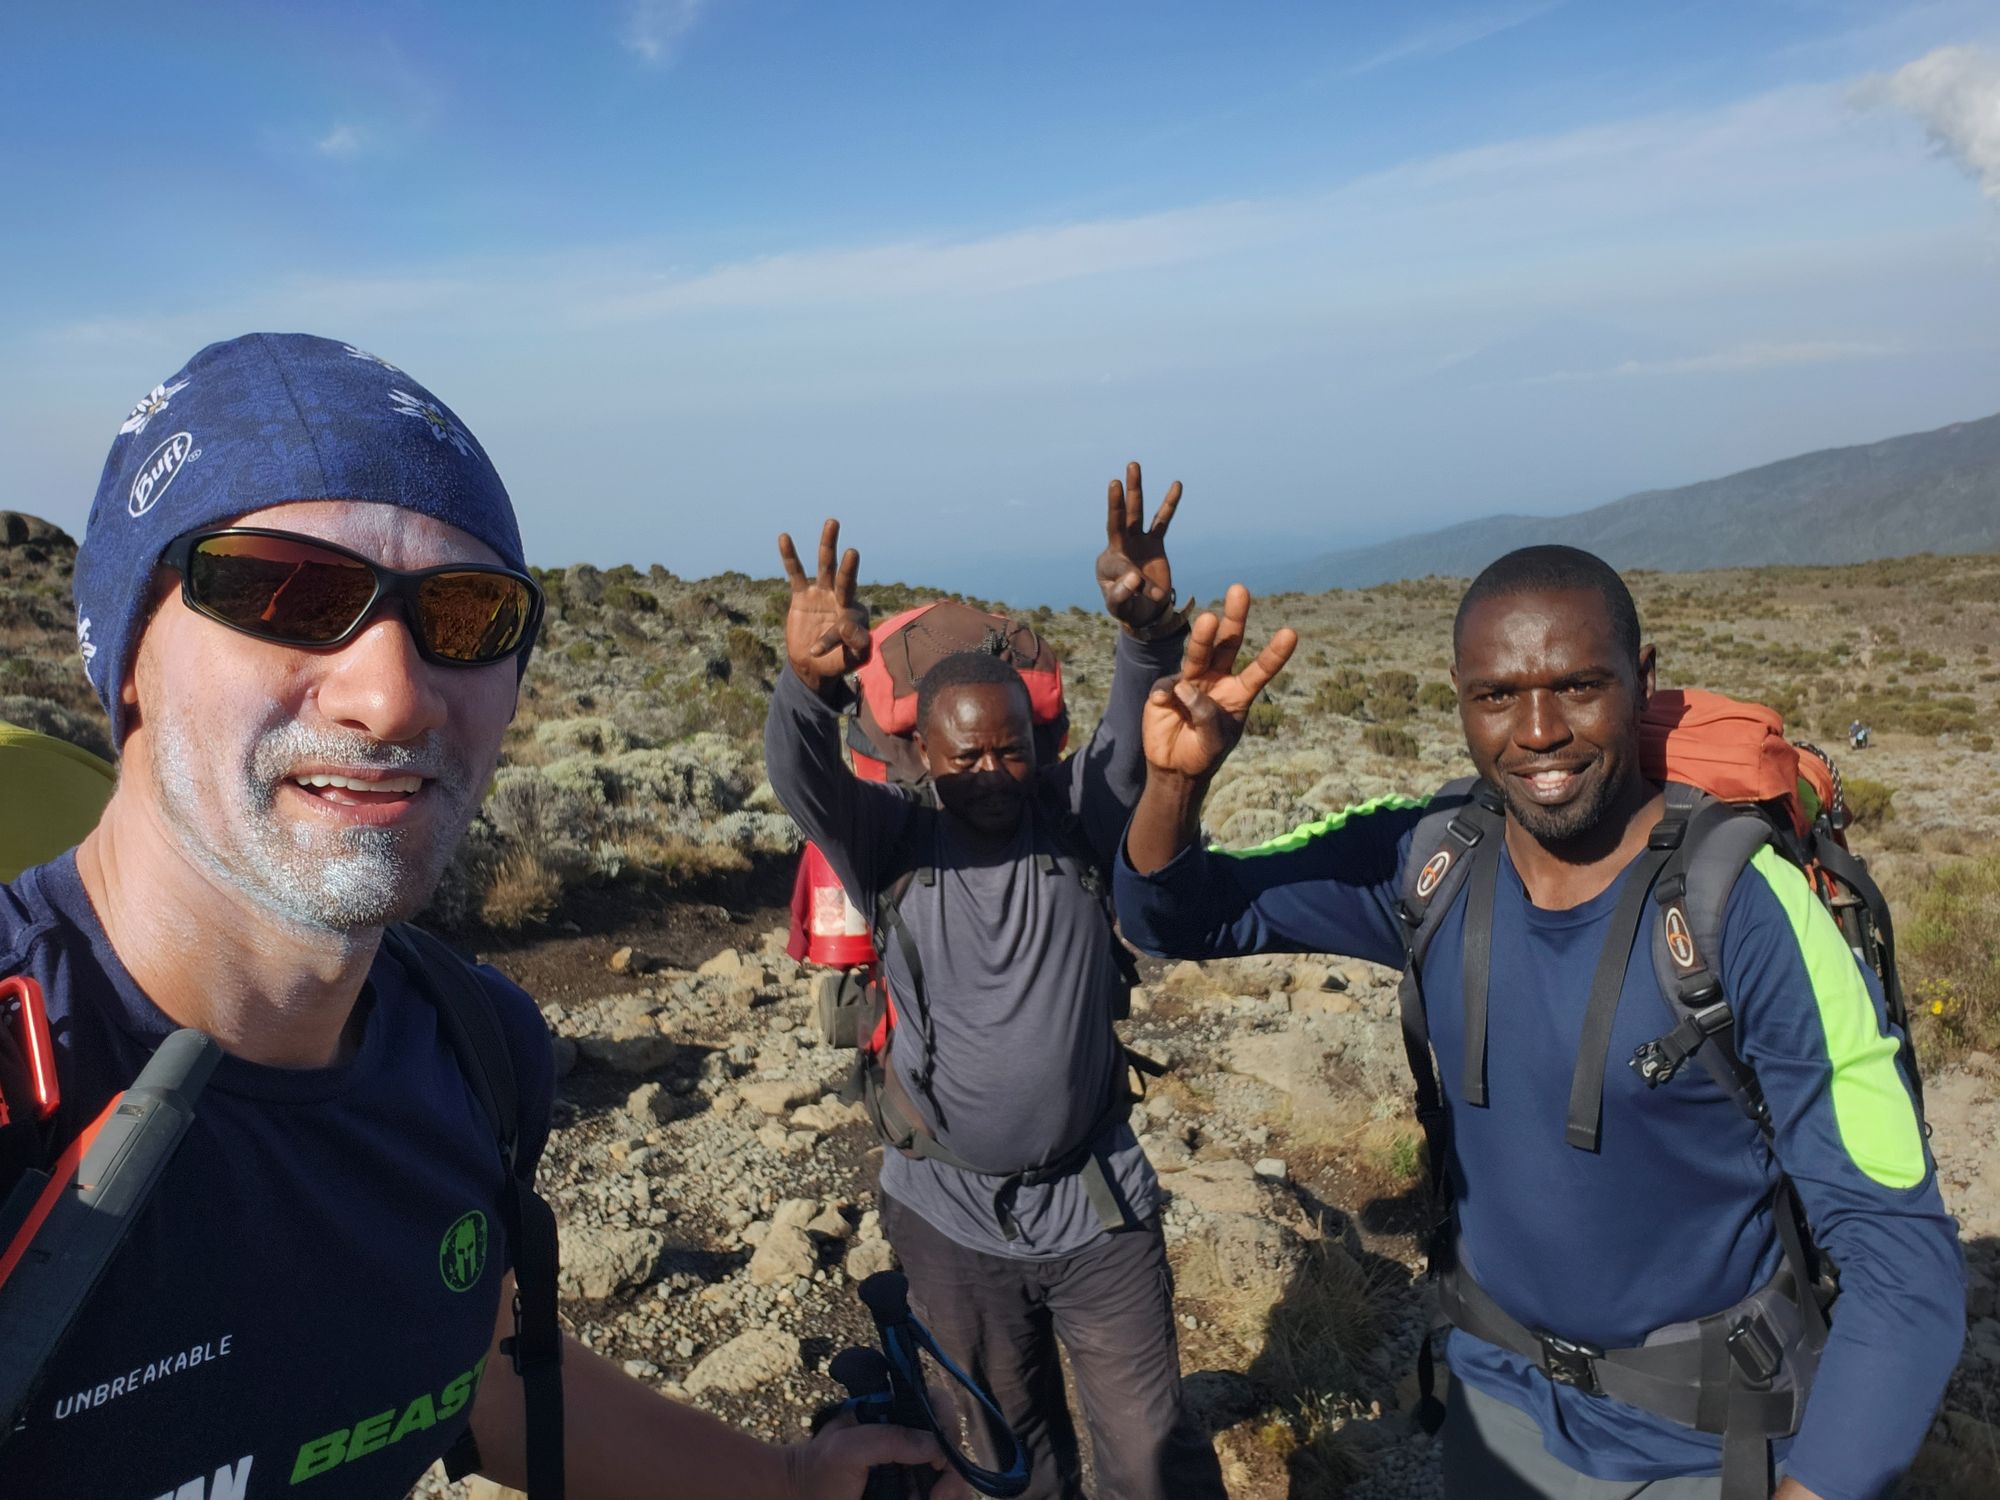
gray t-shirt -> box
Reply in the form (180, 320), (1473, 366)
(764, 628), (1183, 1258)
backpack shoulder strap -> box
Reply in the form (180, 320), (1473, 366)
(1634, 788), (1774, 1128)
(1396, 778), (1500, 971)
(1392, 778), (1501, 1195)
(869, 813), (949, 1133)
(385, 925), (517, 1155)
(383, 924), (566, 1500)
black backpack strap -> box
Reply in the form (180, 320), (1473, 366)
(1563, 813), (1684, 1152)
(1458, 834), (1501, 1109)
(872, 814), (947, 1136)
(1632, 793), (1775, 1130)
(383, 925), (565, 1500)
(1393, 778), (1500, 1198)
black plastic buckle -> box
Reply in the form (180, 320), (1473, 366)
(1726, 1320), (1782, 1388)
(1445, 815), (1485, 847)
(1649, 816), (1688, 851)
(1538, 1334), (1603, 1394)
(1687, 999), (1732, 1034)
(1630, 1039), (1680, 1087)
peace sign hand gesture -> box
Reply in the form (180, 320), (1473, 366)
(777, 518), (872, 692)
(1142, 584), (1298, 780)
(1096, 460), (1182, 630)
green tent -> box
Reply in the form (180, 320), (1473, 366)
(0, 721), (114, 883)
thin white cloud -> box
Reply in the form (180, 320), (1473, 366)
(621, 0), (711, 65)
(1344, 1), (1563, 76)
(589, 200), (1285, 319)
(316, 123), (364, 158)
(1855, 43), (2000, 198)
(1510, 341), (1903, 386)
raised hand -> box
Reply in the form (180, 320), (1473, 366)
(1095, 460), (1181, 630)
(1141, 584), (1298, 780)
(777, 519), (872, 692)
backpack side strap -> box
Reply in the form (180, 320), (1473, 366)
(1393, 778), (1498, 1197)
(1633, 796), (1776, 1129)
(384, 924), (566, 1500)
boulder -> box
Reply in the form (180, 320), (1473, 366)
(748, 1224), (818, 1286)
(737, 1079), (824, 1116)
(558, 1225), (663, 1301)
(684, 1329), (802, 1396)
(1179, 1369), (1262, 1434)
(1167, 1159), (1267, 1217)
(1174, 1212), (1308, 1308)
(845, 1237), (898, 1282)
(575, 1024), (675, 1076)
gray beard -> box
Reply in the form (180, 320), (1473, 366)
(151, 715), (479, 934)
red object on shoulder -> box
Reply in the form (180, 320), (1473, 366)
(0, 976), (59, 1130)
(1638, 688), (1831, 838)
(800, 842), (878, 968)
(850, 601), (1067, 784)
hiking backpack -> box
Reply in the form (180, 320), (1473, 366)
(0, 926), (566, 1498)
(1393, 688), (1920, 1500)
(790, 601), (1160, 1238)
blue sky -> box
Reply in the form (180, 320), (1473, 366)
(4, 1), (1998, 605)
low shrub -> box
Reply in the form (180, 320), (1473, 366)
(1361, 725), (1419, 761)
(1245, 700), (1285, 738)
(1417, 682), (1458, 713)
(1310, 683), (1364, 717)
(1843, 777), (1895, 825)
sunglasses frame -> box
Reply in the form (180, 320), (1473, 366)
(159, 526), (544, 668)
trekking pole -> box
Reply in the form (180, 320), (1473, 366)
(818, 1346), (931, 1500)
(0, 1028), (222, 1442)
(855, 1271), (1031, 1499)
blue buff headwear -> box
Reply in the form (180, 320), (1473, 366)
(74, 332), (529, 750)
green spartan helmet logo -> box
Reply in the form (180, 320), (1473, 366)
(440, 1210), (489, 1293)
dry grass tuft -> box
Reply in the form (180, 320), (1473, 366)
(1904, 846), (2000, 1065)
(480, 849), (565, 931)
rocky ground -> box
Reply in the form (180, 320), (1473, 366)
(413, 877), (2000, 1500)
(5, 513), (1994, 1495)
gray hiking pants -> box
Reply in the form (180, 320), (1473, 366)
(1443, 1377), (1793, 1499)
(881, 1194), (1226, 1500)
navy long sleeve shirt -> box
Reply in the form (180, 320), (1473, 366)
(1113, 794), (1962, 1500)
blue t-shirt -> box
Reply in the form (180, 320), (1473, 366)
(1114, 792), (1963, 1500)
(0, 853), (554, 1500)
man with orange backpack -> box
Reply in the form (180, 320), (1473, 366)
(1115, 546), (1962, 1500)
(764, 469), (1227, 1500)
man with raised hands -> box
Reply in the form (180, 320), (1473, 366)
(1113, 548), (1958, 1500)
(763, 467), (1228, 1500)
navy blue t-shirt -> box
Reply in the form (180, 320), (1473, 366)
(1115, 793), (1962, 1500)
(0, 853), (554, 1500)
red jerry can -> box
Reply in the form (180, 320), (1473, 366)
(801, 842), (877, 968)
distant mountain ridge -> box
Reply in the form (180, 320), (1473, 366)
(1266, 411), (2000, 592)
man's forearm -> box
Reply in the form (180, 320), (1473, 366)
(1124, 768), (1209, 874)
(475, 1333), (795, 1499)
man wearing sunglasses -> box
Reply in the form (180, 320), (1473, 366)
(0, 333), (953, 1500)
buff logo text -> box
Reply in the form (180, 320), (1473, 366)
(128, 431), (197, 517)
